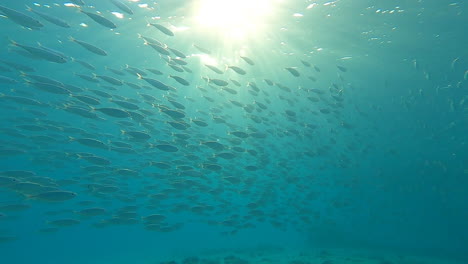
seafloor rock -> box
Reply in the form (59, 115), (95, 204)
(289, 260), (311, 264)
(182, 257), (200, 264)
(224, 255), (250, 264)
(160, 261), (177, 264)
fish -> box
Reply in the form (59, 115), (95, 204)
(155, 144), (178, 152)
(31, 191), (77, 202)
(148, 23), (174, 36)
(26, 81), (71, 95)
(137, 74), (171, 91)
(168, 48), (186, 58)
(169, 75), (190, 86)
(0, 59), (35, 72)
(227, 66), (246, 75)
(240, 56), (254, 65)
(80, 10), (117, 29)
(94, 107), (130, 118)
(207, 78), (229, 87)
(193, 44), (211, 54)
(0, 75), (18, 84)
(285, 67), (300, 77)
(0, 5), (43, 29)
(337, 65), (347, 72)
(48, 219), (80, 226)
(26, 6), (71, 28)
(69, 37), (107, 56)
(110, 0), (134, 15)
(71, 57), (96, 70)
(204, 64), (224, 74)
(145, 42), (171, 56)
(9, 40), (67, 63)
(94, 74), (123, 86)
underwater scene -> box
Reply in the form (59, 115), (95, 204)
(0, 0), (467, 263)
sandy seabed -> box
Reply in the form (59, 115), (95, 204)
(145, 247), (466, 264)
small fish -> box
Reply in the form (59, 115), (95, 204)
(207, 78), (229, 87)
(300, 60), (311, 67)
(160, 108), (185, 119)
(125, 65), (146, 76)
(146, 68), (163, 75)
(122, 130), (151, 140)
(0, 59), (35, 72)
(31, 191), (77, 202)
(193, 44), (211, 54)
(70, 137), (108, 149)
(205, 64), (224, 74)
(110, 0), (134, 15)
(27, 81), (71, 95)
(94, 74), (123, 86)
(0, 75), (17, 84)
(168, 47), (186, 58)
(0, 5), (43, 29)
(240, 56), (254, 65)
(75, 73), (99, 83)
(168, 64), (184, 73)
(169, 75), (190, 86)
(222, 87), (237, 94)
(337, 65), (347, 72)
(80, 10), (117, 29)
(171, 58), (188, 66)
(9, 40), (67, 63)
(145, 42), (171, 55)
(48, 219), (80, 226)
(191, 119), (208, 127)
(155, 144), (178, 152)
(227, 65), (246, 75)
(76, 208), (106, 216)
(106, 67), (126, 76)
(111, 100), (139, 110)
(71, 57), (96, 70)
(20, 72), (63, 86)
(148, 23), (174, 36)
(26, 6), (70, 28)
(94, 107), (130, 118)
(137, 74), (171, 91)
(285, 67), (300, 77)
(230, 79), (241, 86)
(264, 79), (274, 86)
(69, 37), (107, 56)
(78, 155), (110, 165)
(71, 94), (100, 105)
(201, 141), (225, 151)
(0, 204), (30, 211)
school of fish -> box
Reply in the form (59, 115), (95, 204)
(0, 0), (466, 245)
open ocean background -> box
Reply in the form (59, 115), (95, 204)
(0, 0), (467, 263)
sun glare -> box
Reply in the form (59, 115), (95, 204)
(194, 0), (274, 39)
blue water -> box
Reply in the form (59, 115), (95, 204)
(0, 0), (467, 263)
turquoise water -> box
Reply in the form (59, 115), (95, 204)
(0, 0), (467, 263)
